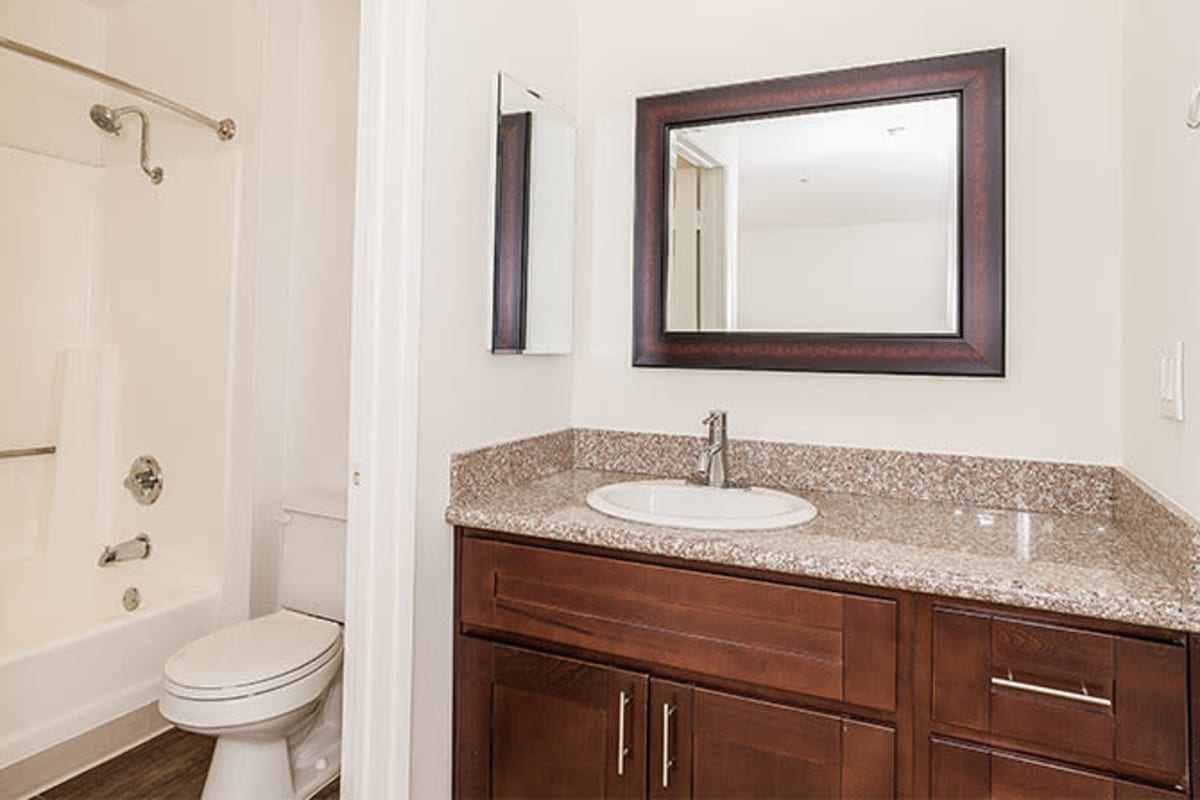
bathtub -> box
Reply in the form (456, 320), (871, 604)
(0, 556), (220, 770)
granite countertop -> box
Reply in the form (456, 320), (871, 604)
(446, 468), (1199, 633)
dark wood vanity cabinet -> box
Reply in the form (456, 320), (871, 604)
(647, 680), (895, 799)
(454, 529), (1196, 799)
(456, 639), (649, 799)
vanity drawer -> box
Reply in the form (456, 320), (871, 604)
(931, 607), (1188, 784)
(930, 738), (1182, 799)
(459, 535), (897, 711)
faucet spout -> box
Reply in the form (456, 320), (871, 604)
(698, 410), (729, 488)
(98, 533), (151, 567)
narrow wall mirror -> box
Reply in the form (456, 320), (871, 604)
(634, 50), (1005, 375)
(490, 72), (575, 354)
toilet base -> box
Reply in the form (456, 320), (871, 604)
(202, 736), (293, 800)
(186, 675), (343, 800)
(291, 678), (342, 799)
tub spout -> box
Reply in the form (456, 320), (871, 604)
(98, 534), (151, 567)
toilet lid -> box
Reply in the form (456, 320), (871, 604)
(164, 609), (341, 694)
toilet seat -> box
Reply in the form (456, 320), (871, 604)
(163, 610), (341, 701)
(159, 610), (344, 733)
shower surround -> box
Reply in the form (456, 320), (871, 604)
(0, 6), (245, 785)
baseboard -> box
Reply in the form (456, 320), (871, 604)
(0, 703), (169, 800)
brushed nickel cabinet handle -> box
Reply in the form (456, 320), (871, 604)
(991, 675), (1112, 709)
(617, 690), (631, 776)
(661, 703), (675, 789)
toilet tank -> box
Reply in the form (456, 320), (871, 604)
(278, 489), (347, 622)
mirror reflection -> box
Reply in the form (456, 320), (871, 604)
(665, 96), (960, 335)
(491, 72), (575, 354)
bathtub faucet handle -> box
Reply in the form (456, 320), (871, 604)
(98, 533), (152, 567)
(124, 455), (163, 505)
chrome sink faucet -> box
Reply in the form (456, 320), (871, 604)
(98, 533), (151, 567)
(694, 410), (729, 488)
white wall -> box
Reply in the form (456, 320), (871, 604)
(4, 0), (358, 612)
(1121, 0), (1200, 519)
(99, 0), (359, 617)
(737, 219), (952, 332)
(0, 1), (248, 591)
(0, 0), (105, 164)
(99, 0), (268, 612)
(573, 0), (1125, 464)
(250, 0), (360, 615)
(410, 1), (577, 796)
(0, 3), (104, 563)
(93, 151), (241, 585)
(0, 148), (97, 560)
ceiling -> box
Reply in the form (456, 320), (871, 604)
(674, 96), (958, 229)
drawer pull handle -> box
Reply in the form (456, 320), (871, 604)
(991, 675), (1112, 708)
(617, 690), (631, 776)
(662, 703), (675, 789)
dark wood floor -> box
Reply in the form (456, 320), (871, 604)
(36, 728), (339, 800)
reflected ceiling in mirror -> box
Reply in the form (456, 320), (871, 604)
(666, 96), (960, 334)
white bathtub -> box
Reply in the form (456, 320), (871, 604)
(0, 557), (220, 769)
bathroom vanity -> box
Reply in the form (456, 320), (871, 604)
(454, 530), (1191, 799)
(448, 431), (1200, 800)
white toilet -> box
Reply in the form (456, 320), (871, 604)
(159, 492), (347, 800)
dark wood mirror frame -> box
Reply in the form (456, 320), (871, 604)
(633, 49), (1005, 376)
(492, 111), (533, 352)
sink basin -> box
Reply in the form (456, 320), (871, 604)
(586, 480), (817, 530)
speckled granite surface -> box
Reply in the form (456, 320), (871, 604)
(449, 429), (573, 506)
(1115, 467), (1200, 602)
(447, 430), (1200, 632)
(574, 429), (1113, 516)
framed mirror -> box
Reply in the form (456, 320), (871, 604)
(633, 49), (1005, 375)
(490, 72), (575, 354)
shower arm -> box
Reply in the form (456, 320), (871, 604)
(0, 35), (236, 141)
(115, 107), (165, 185)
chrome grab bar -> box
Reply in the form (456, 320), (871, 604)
(0, 446), (56, 461)
(991, 672), (1112, 709)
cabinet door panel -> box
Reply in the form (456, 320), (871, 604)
(455, 638), (648, 799)
(650, 679), (895, 799)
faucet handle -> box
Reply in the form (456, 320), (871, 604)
(702, 409), (727, 426)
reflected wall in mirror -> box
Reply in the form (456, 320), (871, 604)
(636, 50), (1005, 375)
(490, 72), (575, 354)
(668, 97), (959, 334)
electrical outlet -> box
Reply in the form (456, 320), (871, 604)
(1159, 342), (1184, 421)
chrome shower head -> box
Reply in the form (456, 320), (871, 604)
(86, 103), (163, 184)
(89, 103), (122, 134)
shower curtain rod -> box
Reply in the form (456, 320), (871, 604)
(0, 35), (236, 141)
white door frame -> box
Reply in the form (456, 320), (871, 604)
(342, 0), (427, 796)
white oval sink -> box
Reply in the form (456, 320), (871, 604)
(586, 480), (817, 530)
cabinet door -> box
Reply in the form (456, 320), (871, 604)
(649, 679), (895, 799)
(455, 638), (648, 799)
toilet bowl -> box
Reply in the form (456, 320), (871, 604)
(160, 492), (348, 800)
(159, 610), (343, 800)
